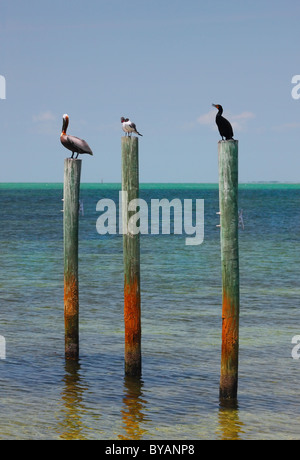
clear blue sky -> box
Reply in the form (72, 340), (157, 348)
(1, 0), (300, 183)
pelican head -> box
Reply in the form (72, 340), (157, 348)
(62, 113), (69, 134)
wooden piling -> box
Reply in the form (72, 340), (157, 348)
(64, 158), (82, 360)
(218, 140), (240, 399)
(121, 136), (141, 376)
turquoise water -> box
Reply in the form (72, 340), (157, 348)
(0, 183), (299, 440)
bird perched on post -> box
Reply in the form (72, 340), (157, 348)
(121, 117), (143, 137)
(60, 114), (93, 159)
(212, 104), (234, 140)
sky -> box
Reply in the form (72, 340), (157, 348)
(1, 0), (300, 183)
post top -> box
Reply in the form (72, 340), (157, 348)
(218, 139), (238, 143)
(122, 135), (139, 141)
(64, 157), (82, 161)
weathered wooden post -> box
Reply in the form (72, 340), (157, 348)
(122, 136), (141, 376)
(64, 158), (82, 360)
(218, 140), (240, 399)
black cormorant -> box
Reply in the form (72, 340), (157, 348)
(212, 104), (234, 140)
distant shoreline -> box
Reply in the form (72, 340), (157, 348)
(0, 181), (299, 185)
(1, 182), (300, 190)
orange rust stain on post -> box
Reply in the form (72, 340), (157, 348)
(124, 277), (141, 375)
(221, 291), (239, 360)
(124, 278), (141, 345)
(220, 290), (239, 398)
(64, 275), (79, 316)
(64, 275), (79, 359)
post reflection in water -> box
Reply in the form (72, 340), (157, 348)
(58, 360), (89, 440)
(217, 399), (245, 440)
(119, 376), (149, 440)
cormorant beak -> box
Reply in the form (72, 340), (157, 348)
(212, 104), (219, 109)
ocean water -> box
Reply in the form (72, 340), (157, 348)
(0, 182), (299, 440)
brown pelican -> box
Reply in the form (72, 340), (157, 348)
(121, 117), (143, 136)
(60, 114), (93, 158)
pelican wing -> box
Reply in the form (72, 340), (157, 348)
(66, 135), (93, 155)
